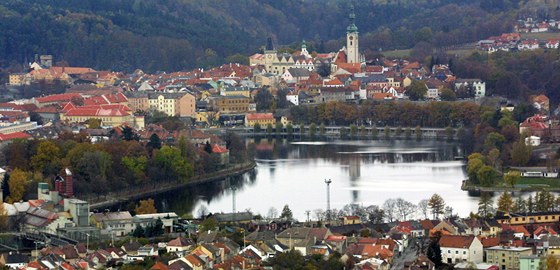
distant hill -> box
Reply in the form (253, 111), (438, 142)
(0, 0), (555, 72)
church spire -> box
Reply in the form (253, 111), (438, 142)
(347, 4), (358, 33)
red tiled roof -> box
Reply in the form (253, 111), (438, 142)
(36, 93), (82, 103)
(246, 113), (274, 121)
(50, 66), (96, 75)
(212, 144), (229, 154)
(439, 235), (475, 249)
(0, 132), (31, 141)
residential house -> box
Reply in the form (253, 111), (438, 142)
(208, 96), (251, 113)
(485, 246), (532, 270)
(519, 255), (541, 270)
(245, 113), (275, 128)
(125, 91), (196, 117)
(166, 237), (194, 256)
(0, 252), (30, 269)
(454, 79), (486, 99)
(90, 211), (135, 237)
(276, 227), (332, 256)
(517, 40), (539, 51)
(439, 235), (483, 264)
(545, 39), (560, 49)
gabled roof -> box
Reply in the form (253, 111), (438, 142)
(167, 237), (194, 247)
(246, 113), (274, 121)
(439, 235), (476, 249)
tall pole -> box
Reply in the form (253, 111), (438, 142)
(232, 186), (236, 214)
(325, 179), (332, 222)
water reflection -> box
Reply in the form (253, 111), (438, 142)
(154, 138), (476, 220)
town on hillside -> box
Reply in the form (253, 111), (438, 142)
(3, 6), (560, 270)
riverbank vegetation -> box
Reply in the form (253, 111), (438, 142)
(0, 129), (252, 202)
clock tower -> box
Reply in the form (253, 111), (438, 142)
(264, 37), (277, 72)
(346, 5), (359, 64)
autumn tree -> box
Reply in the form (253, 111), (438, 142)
(7, 169), (28, 203)
(135, 198), (157, 215)
(31, 140), (62, 176)
(497, 192), (513, 213)
(0, 203), (8, 230)
(428, 193), (445, 219)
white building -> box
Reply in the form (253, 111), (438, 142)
(455, 79), (486, 99)
(439, 235), (483, 265)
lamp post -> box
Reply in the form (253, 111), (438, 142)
(325, 179), (332, 222)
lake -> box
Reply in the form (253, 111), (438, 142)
(154, 138), (480, 221)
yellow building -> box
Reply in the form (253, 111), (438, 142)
(8, 73), (25, 86)
(245, 113), (275, 127)
(60, 105), (145, 129)
(220, 86), (250, 98)
(496, 212), (560, 225)
(485, 246), (532, 270)
(209, 96), (251, 114)
(125, 92), (196, 117)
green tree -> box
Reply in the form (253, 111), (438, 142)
(199, 217), (217, 232)
(404, 127), (412, 139)
(31, 140), (61, 176)
(396, 126), (403, 136)
(319, 123), (326, 135)
(147, 134), (162, 150)
(497, 192), (513, 213)
(440, 88), (457, 101)
(428, 193), (445, 219)
(484, 132), (506, 151)
(152, 146), (193, 182)
(445, 126), (455, 141)
(513, 196), (527, 213)
(280, 205), (293, 221)
(478, 192), (494, 218)
(286, 123), (293, 136)
(511, 140), (532, 166)
(467, 157), (484, 184)
(384, 126), (390, 139)
(477, 165), (496, 187)
(122, 156), (148, 183)
(487, 148), (501, 171)
(359, 125), (366, 136)
(372, 126), (378, 138)
(275, 122), (283, 134)
(504, 170), (521, 188)
(266, 123), (273, 134)
(350, 124), (357, 138)
(309, 123), (317, 137)
(415, 126), (422, 140)
(253, 123), (262, 133)
(406, 80), (427, 101)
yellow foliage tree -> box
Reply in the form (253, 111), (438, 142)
(0, 202), (8, 230)
(7, 169), (28, 203)
(547, 255), (560, 270)
(135, 198), (157, 215)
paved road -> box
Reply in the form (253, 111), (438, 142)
(391, 237), (428, 270)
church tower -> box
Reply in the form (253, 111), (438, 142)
(346, 5), (359, 64)
(264, 37), (277, 73)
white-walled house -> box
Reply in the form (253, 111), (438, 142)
(439, 235), (483, 265)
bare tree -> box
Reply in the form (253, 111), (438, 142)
(366, 205), (385, 224)
(418, 199), (429, 219)
(313, 209), (325, 221)
(267, 207), (278, 219)
(396, 198), (417, 221)
(383, 199), (398, 222)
